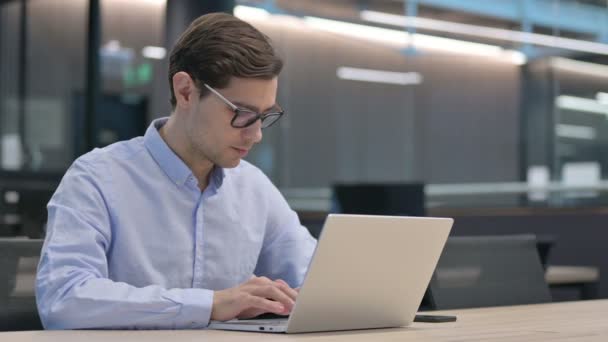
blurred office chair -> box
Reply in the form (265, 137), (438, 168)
(427, 234), (551, 310)
(0, 238), (44, 331)
(535, 235), (557, 270)
(0, 170), (61, 238)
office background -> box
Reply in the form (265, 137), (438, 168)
(1, 0), (608, 322)
(3, 1), (608, 200)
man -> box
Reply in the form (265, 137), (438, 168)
(36, 13), (317, 329)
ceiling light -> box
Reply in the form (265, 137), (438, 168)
(596, 92), (608, 105)
(233, 6), (525, 65)
(556, 95), (608, 115)
(142, 46), (166, 60)
(362, 10), (608, 56)
(337, 67), (422, 85)
(556, 124), (596, 140)
(234, 5), (270, 20)
(303, 16), (410, 48)
(552, 58), (608, 78)
(304, 16), (525, 65)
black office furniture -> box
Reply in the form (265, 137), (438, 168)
(333, 183), (426, 217)
(427, 234), (552, 310)
(0, 238), (44, 331)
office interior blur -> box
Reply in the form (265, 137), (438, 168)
(1, 0), (608, 331)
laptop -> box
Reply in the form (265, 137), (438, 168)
(208, 214), (453, 333)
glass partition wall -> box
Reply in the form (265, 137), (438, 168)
(3, 0), (608, 215)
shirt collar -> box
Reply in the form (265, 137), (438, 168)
(144, 117), (226, 188)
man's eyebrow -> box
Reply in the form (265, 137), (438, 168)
(233, 101), (279, 113)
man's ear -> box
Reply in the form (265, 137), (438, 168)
(172, 71), (196, 109)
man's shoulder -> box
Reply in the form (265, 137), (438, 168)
(77, 137), (146, 167)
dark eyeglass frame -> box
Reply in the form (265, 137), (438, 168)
(203, 84), (284, 129)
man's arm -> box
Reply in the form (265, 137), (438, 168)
(36, 158), (214, 329)
(36, 158), (299, 329)
(253, 172), (318, 288)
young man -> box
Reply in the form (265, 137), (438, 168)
(36, 13), (317, 329)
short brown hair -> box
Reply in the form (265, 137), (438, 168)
(168, 13), (283, 109)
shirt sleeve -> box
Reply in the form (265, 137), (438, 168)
(36, 157), (213, 330)
(253, 171), (318, 288)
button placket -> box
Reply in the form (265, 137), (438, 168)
(192, 193), (205, 288)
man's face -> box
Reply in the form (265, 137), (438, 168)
(184, 76), (278, 168)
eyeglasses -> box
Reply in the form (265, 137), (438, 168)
(203, 84), (284, 129)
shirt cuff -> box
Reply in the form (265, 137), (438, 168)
(164, 288), (214, 329)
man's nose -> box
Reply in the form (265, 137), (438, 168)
(243, 119), (263, 144)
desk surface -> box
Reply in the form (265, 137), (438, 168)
(2, 300), (607, 341)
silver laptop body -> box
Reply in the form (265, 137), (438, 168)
(208, 214), (453, 333)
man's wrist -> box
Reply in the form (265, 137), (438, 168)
(164, 288), (214, 328)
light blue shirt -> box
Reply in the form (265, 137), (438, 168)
(36, 118), (317, 330)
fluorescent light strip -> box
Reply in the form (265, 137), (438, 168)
(103, 40), (121, 52)
(597, 92), (608, 105)
(556, 124), (596, 140)
(336, 67), (422, 85)
(303, 16), (525, 65)
(411, 33), (525, 64)
(551, 58), (608, 79)
(362, 10), (608, 56)
(142, 46), (166, 59)
(556, 95), (608, 115)
(234, 5), (525, 65)
(234, 5), (270, 20)
(303, 16), (410, 48)
(411, 32), (502, 55)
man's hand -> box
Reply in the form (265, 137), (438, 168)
(210, 277), (298, 321)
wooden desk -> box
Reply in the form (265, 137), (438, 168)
(2, 300), (607, 341)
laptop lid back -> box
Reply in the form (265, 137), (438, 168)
(286, 214), (453, 333)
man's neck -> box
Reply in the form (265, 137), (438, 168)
(159, 116), (213, 190)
